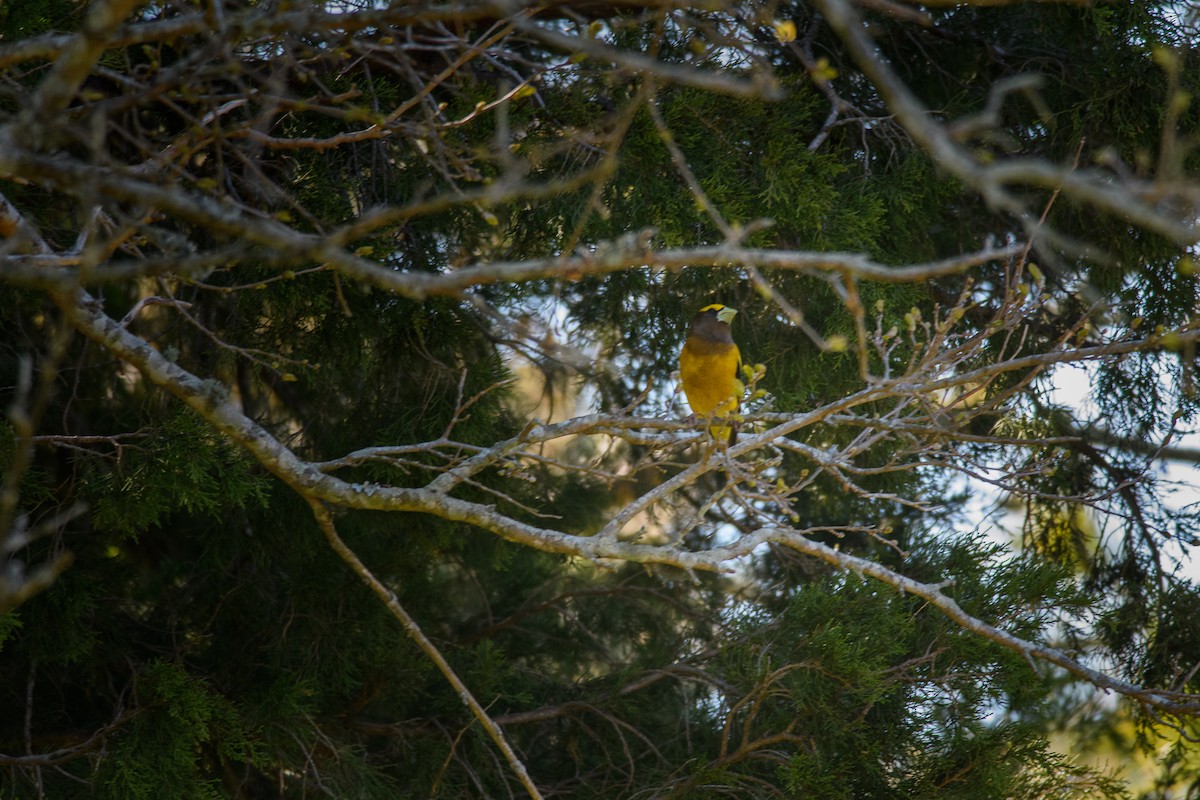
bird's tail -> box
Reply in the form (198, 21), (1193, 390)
(708, 397), (739, 445)
(708, 421), (737, 445)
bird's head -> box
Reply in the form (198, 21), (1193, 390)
(698, 303), (737, 326)
(689, 304), (738, 343)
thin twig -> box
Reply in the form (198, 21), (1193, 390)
(308, 500), (545, 800)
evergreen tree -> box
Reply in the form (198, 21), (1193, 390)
(1, 1), (1198, 797)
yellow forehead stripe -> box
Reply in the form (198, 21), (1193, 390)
(699, 303), (726, 312)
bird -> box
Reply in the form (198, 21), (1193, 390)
(679, 303), (743, 444)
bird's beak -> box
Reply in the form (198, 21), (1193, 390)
(716, 306), (737, 325)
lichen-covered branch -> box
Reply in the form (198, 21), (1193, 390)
(46, 285), (1200, 717)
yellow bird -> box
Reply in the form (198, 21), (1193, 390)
(680, 304), (743, 444)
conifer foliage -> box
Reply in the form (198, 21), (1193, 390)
(1, 1), (1199, 797)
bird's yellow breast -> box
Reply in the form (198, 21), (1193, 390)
(680, 339), (742, 417)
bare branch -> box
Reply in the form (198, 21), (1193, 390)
(45, 282), (1200, 717)
(16, 0), (140, 139)
(814, 0), (1200, 246)
(510, 15), (781, 100)
(309, 500), (544, 799)
(754, 525), (1200, 715)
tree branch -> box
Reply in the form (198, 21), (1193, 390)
(16, 0), (140, 139)
(308, 500), (544, 800)
(47, 285), (1200, 717)
(814, 0), (1200, 246)
(756, 525), (1200, 715)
